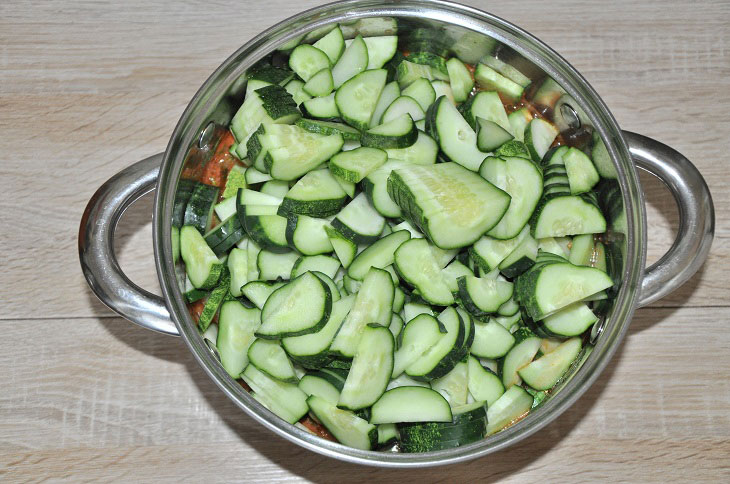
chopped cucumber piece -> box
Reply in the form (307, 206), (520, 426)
(388, 162), (511, 249)
(335, 68), (387, 130)
(445, 57), (474, 102)
(258, 272), (332, 338)
(332, 35), (369, 88)
(330, 147), (388, 183)
(370, 386), (452, 424)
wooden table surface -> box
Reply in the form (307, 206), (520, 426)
(1, 0), (729, 481)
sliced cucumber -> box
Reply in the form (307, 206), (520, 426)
(257, 272), (332, 338)
(285, 214), (333, 256)
(284, 79), (311, 106)
(476, 118), (514, 152)
(564, 147), (600, 194)
(338, 325), (394, 410)
(501, 328), (543, 388)
(332, 35), (369, 88)
(480, 156), (543, 240)
(329, 147), (388, 183)
(467, 355), (505, 406)
(283, 295), (355, 368)
(302, 92), (340, 119)
(401, 77), (436, 111)
(426, 96), (485, 171)
(540, 301), (598, 337)
(278, 169), (346, 218)
(325, 225), (358, 268)
(381, 96), (425, 124)
(330, 267), (394, 358)
(370, 386), (452, 424)
(248, 338), (298, 383)
(181, 226), (224, 289)
(295, 118), (360, 140)
(370, 80), (401, 127)
(335, 68), (387, 130)
(507, 108), (532, 142)
(392, 313), (443, 378)
(289, 44), (331, 82)
(348, 230), (410, 280)
(388, 162), (511, 249)
(217, 301), (260, 377)
(469, 224), (529, 272)
(474, 62), (524, 101)
(445, 57), (474, 102)
(524, 118), (559, 163)
(291, 254), (341, 280)
(302, 67), (334, 97)
(257, 124), (344, 181)
(405, 307), (465, 381)
(481, 55), (531, 88)
(361, 113), (418, 149)
(430, 360), (469, 406)
(307, 395), (377, 450)
(362, 160), (409, 218)
(256, 249), (299, 281)
(470, 319), (515, 358)
(361, 36), (398, 69)
(312, 26), (345, 64)
(331, 192), (385, 245)
(486, 385), (533, 435)
(384, 130), (439, 166)
(241, 365), (308, 424)
(299, 374), (340, 404)
(499, 234), (538, 278)
(530, 194), (607, 239)
(394, 238), (454, 306)
(457, 275), (513, 317)
(396, 59), (449, 88)
(519, 337), (582, 390)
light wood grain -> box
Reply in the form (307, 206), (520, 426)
(1, 308), (728, 481)
(1, 0), (729, 481)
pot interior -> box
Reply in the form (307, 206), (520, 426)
(155, 0), (644, 467)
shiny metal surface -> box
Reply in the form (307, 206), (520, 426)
(624, 131), (715, 307)
(77, 0), (714, 467)
(78, 153), (178, 336)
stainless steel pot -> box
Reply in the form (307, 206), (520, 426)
(79, 0), (714, 467)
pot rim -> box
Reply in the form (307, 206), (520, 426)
(153, 0), (645, 467)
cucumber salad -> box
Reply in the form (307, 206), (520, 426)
(174, 18), (619, 453)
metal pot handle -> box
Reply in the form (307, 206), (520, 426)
(79, 153), (180, 336)
(623, 131), (714, 307)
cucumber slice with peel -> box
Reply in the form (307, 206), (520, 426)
(426, 96), (485, 171)
(518, 337), (582, 390)
(338, 325), (394, 410)
(329, 147), (388, 183)
(248, 338), (298, 383)
(476, 118), (514, 152)
(394, 238), (454, 306)
(524, 118), (559, 162)
(335, 68), (387, 130)
(361, 113), (418, 149)
(257, 272), (332, 338)
(332, 35), (369, 88)
(486, 385), (533, 435)
(370, 386), (452, 424)
(289, 44), (331, 82)
(387, 162), (511, 249)
(307, 395), (377, 450)
(303, 67), (334, 97)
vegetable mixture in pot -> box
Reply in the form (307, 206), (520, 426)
(173, 17), (620, 452)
